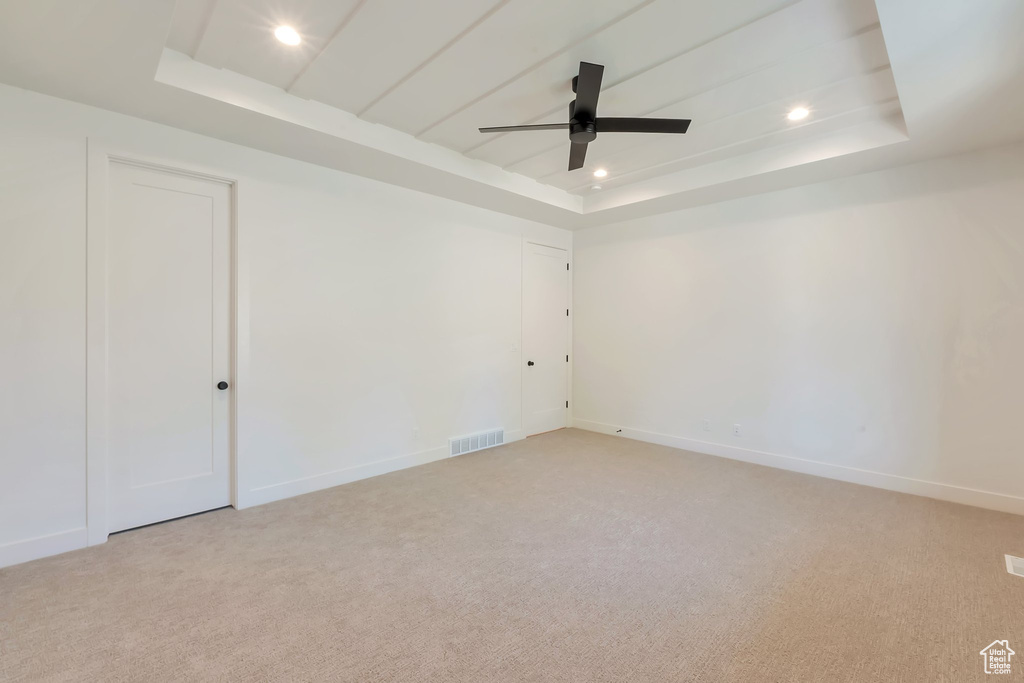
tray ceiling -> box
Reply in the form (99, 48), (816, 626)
(3, 0), (1023, 227)
(166, 0), (905, 197)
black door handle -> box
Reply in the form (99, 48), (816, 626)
(217, 381), (229, 390)
(527, 361), (535, 366)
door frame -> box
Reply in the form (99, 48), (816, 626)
(521, 239), (572, 437)
(85, 140), (241, 546)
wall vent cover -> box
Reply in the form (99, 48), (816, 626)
(1006, 555), (1024, 578)
(450, 429), (504, 456)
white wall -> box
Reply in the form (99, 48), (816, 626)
(573, 143), (1024, 514)
(0, 111), (88, 560)
(0, 84), (570, 566)
(5, 79), (1024, 571)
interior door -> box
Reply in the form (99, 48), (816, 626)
(106, 161), (232, 532)
(523, 242), (569, 436)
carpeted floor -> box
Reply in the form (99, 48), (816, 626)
(2, 429), (1023, 682)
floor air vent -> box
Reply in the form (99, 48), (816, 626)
(450, 429), (504, 456)
(1006, 555), (1024, 578)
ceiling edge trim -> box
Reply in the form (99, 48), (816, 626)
(155, 48), (584, 214)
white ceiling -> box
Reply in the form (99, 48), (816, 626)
(1, 0), (1023, 228)
(165, 0), (903, 196)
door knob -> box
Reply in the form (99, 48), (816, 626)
(217, 381), (229, 390)
(527, 361), (535, 366)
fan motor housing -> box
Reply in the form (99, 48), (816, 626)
(569, 120), (597, 143)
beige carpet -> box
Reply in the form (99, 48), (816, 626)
(2, 429), (1023, 682)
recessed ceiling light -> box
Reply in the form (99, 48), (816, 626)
(274, 26), (301, 46)
(787, 107), (810, 121)
(591, 185), (602, 191)
(593, 169), (608, 178)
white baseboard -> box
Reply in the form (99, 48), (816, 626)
(241, 430), (525, 509)
(0, 527), (88, 569)
(2, 433), (529, 566)
(503, 429), (525, 445)
(573, 419), (1024, 516)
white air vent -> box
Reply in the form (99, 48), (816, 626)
(1006, 555), (1024, 578)
(450, 429), (504, 456)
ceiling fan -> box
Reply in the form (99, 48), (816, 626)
(478, 61), (692, 171)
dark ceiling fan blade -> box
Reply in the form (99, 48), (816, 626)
(568, 141), (589, 171)
(571, 62), (604, 120)
(478, 123), (570, 133)
(596, 117), (692, 134)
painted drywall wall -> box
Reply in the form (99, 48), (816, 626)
(0, 84), (570, 566)
(0, 116), (89, 560)
(573, 143), (1024, 513)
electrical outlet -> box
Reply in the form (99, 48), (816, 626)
(732, 424), (742, 437)
(702, 419), (711, 432)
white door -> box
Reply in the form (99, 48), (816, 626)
(106, 162), (232, 532)
(523, 242), (569, 436)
